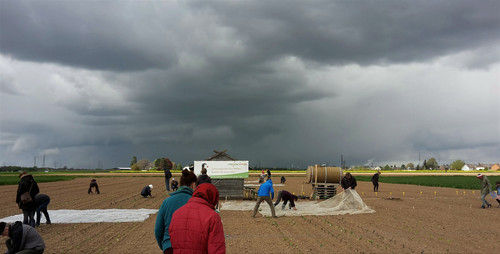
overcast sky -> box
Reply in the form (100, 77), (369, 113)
(1, 0), (499, 169)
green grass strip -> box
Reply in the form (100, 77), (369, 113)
(0, 175), (76, 186)
(356, 175), (500, 190)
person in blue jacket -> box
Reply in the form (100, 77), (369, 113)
(252, 178), (277, 218)
(155, 169), (198, 254)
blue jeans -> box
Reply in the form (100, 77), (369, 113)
(165, 178), (170, 191)
(481, 193), (491, 207)
(36, 198), (51, 226)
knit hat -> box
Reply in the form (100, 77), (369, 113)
(149, 184), (153, 189)
(0, 222), (6, 234)
(476, 174), (483, 178)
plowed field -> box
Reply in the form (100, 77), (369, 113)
(0, 173), (498, 253)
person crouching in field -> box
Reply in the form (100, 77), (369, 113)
(1, 221), (45, 254)
(171, 178), (179, 191)
(341, 172), (357, 191)
(155, 169), (197, 254)
(34, 194), (51, 227)
(280, 176), (286, 184)
(169, 183), (225, 254)
(141, 184), (154, 198)
(477, 174), (492, 208)
(88, 179), (100, 194)
(273, 190), (298, 210)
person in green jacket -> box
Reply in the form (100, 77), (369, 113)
(155, 169), (198, 254)
(477, 174), (492, 209)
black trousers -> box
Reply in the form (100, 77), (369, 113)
(88, 182), (100, 194)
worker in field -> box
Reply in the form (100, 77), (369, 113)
(252, 177), (277, 218)
(141, 184), (154, 198)
(280, 176), (286, 184)
(341, 172), (357, 190)
(371, 171), (380, 192)
(476, 174), (492, 208)
(273, 190), (298, 210)
(1, 221), (45, 254)
(34, 194), (51, 227)
(496, 181), (500, 208)
(171, 178), (179, 191)
(169, 183), (225, 253)
(155, 169), (198, 254)
(196, 166), (212, 186)
(88, 179), (100, 194)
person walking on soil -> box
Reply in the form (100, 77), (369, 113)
(371, 171), (380, 192)
(88, 179), (100, 194)
(341, 172), (357, 190)
(273, 190), (298, 210)
(34, 194), (51, 227)
(252, 178), (277, 218)
(141, 184), (154, 198)
(280, 176), (286, 184)
(16, 172), (40, 227)
(1, 221), (45, 254)
(169, 183), (225, 253)
(155, 169), (198, 254)
(477, 174), (492, 208)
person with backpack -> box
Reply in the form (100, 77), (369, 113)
(16, 172), (40, 227)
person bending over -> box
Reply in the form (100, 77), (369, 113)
(273, 190), (298, 210)
(34, 194), (51, 227)
(252, 178), (277, 218)
(141, 184), (154, 198)
(88, 179), (100, 194)
(1, 221), (45, 254)
(341, 172), (357, 190)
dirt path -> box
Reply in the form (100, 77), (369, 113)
(0, 174), (498, 253)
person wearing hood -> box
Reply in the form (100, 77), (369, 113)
(169, 183), (225, 254)
(1, 221), (45, 254)
(141, 184), (154, 198)
(477, 174), (492, 208)
(155, 169), (198, 254)
(16, 172), (40, 227)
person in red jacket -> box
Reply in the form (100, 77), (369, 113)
(169, 183), (225, 253)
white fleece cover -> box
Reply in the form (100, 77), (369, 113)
(221, 189), (375, 217)
(0, 209), (158, 223)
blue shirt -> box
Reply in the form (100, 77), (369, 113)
(257, 179), (274, 199)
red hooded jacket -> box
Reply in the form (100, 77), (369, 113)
(169, 183), (225, 254)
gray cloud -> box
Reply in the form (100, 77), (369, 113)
(0, 0), (499, 168)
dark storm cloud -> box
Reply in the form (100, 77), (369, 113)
(1, 0), (498, 71)
(0, 0), (498, 168)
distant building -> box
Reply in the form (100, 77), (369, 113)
(461, 164), (476, 171)
(491, 163), (500, 171)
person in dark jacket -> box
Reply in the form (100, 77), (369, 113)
(155, 169), (198, 254)
(273, 190), (298, 210)
(163, 158), (173, 192)
(280, 176), (286, 184)
(341, 172), (357, 190)
(141, 184), (154, 198)
(169, 183), (225, 254)
(34, 194), (51, 227)
(1, 221), (45, 254)
(88, 179), (100, 194)
(196, 166), (212, 186)
(16, 172), (40, 227)
(267, 169), (271, 180)
(371, 171), (380, 192)
(170, 178), (179, 191)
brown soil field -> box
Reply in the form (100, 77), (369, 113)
(1, 173), (498, 253)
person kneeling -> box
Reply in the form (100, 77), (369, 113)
(141, 184), (154, 198)
(1, 221), (45, 254)
(273, 190), (298, 211)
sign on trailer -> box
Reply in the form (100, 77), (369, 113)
(194, 160), (249, 178)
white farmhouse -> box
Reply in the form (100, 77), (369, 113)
(461, 164), (476, 171)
